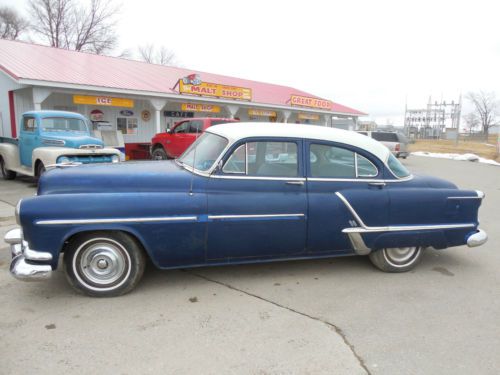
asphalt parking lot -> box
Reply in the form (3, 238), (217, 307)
(0, 156), (499, 375)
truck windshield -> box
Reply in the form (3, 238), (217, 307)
(178, 132), (228, 172)
(42, 117), (88, 133)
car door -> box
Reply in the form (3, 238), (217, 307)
(305, 140), (390, 254)
(168, 121), (191, 157)
(19, 115), (38, 167)
(206, 138), (307, 260)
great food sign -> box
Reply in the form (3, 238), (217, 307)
(290, 95), (333, 110)
(178, 74), (252, 101)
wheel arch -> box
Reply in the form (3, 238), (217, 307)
(60, 227), (157, 267)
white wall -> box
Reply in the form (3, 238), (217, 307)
(43, 93), (157, 143)
(0, 71), (24, 137)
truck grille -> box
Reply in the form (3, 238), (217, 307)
(79, 144), (103, 149)
(58, 155), (115, 164)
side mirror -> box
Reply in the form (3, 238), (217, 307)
(166, 128), (171, 133)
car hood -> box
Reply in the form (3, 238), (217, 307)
(38, 161), (196, 195)
(42, 133), (104, 148)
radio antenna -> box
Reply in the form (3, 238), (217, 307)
(188, 121), (200, 196)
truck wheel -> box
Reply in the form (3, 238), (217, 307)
(36, 161), (46, 178)
(0, 157), (16, 180)
(369, 246), (422, 273)
(152, 147), (168, 160)
(64, 231), (146, 297)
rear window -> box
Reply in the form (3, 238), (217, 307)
(387, 154), (410, 178)
(372, 132), (398, 142)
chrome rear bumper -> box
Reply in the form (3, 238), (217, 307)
(467, 229), (488, 248)
(5, 228), (52, 281)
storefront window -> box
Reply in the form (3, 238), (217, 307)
(117, 117), (138, 135)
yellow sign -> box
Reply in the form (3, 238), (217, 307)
(248, 109), (277, 117)
(179, 80), (252, 101)
(73, 95), (134, 108)
(298, 113), (320, 120)
(181, 103), (221, 113)
(290, 95), (333, 110)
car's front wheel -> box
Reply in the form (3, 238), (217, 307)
(369, 246), (422, 272)
(64, 231), (146, 297)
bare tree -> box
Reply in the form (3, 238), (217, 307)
(463, 112), (480, 134)
(465, 91), (499, 138)
(138, 44), (177, 66)
(28, 0), (119, 54)
(0, 6), (29, 40)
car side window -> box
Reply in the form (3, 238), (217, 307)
(23, 117), (36, 132)
(310, 143), (378, 178)
(188, 120), (203, 133)
(223, 141), (299, 177)
(173, 122), (189, 134)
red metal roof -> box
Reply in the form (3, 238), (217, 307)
(0, 39), (366, 116)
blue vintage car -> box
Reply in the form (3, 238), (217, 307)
(5, 123), (487, 296)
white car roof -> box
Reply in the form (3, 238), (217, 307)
(207, 122), (390, 162)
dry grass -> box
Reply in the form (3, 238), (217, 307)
(409, 136), (500, 162)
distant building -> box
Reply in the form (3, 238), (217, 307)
(0, 39), (366, 159)
(357, 120), (378, 131)
(404, 96), (461, 139)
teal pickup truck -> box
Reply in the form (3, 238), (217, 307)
(0, 111), (121, 179)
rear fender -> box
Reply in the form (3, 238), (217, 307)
(0, 143), (21, 170)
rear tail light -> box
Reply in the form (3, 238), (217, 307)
(395, 143), (400, 151)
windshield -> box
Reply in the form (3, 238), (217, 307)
(42, 117), (88, 133)
(178, 132), (228, 172)
(387, 154), (411, 178)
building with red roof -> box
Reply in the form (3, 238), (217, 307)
(0, 39), (366, 158)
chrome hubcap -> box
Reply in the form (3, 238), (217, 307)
(383, 246), (420, 267)
(79, 242), (127, 286)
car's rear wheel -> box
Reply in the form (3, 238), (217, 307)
(151, 147), (168, 160)
(64, 231), (146, 297)
(369, 246), (422, 272)
(0, 156), (16, 180)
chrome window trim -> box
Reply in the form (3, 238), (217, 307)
(36, 216), (198, 225)
(210, 175), (306, 181)
(354, 153), (359, 178)
(208, 214), (305, 220)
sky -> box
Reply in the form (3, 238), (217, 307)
(3, 0), (500, 125)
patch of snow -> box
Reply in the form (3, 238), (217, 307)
(412, 151), (500, 166)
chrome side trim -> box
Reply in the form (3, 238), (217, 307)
(307, 176), (413, 183)
(476, 190), (485, 199)
(342, 223), (476, 234)
(335, 191), (476, 254)
(36, 216), (198, 225)
(447, 196), (483, 200)
(208, 214), (305, 220)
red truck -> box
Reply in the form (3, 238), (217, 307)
(150, 118), (238, 160)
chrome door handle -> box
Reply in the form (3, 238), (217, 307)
(286, 181), (304, 186)
(369, 182), (386, 188)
